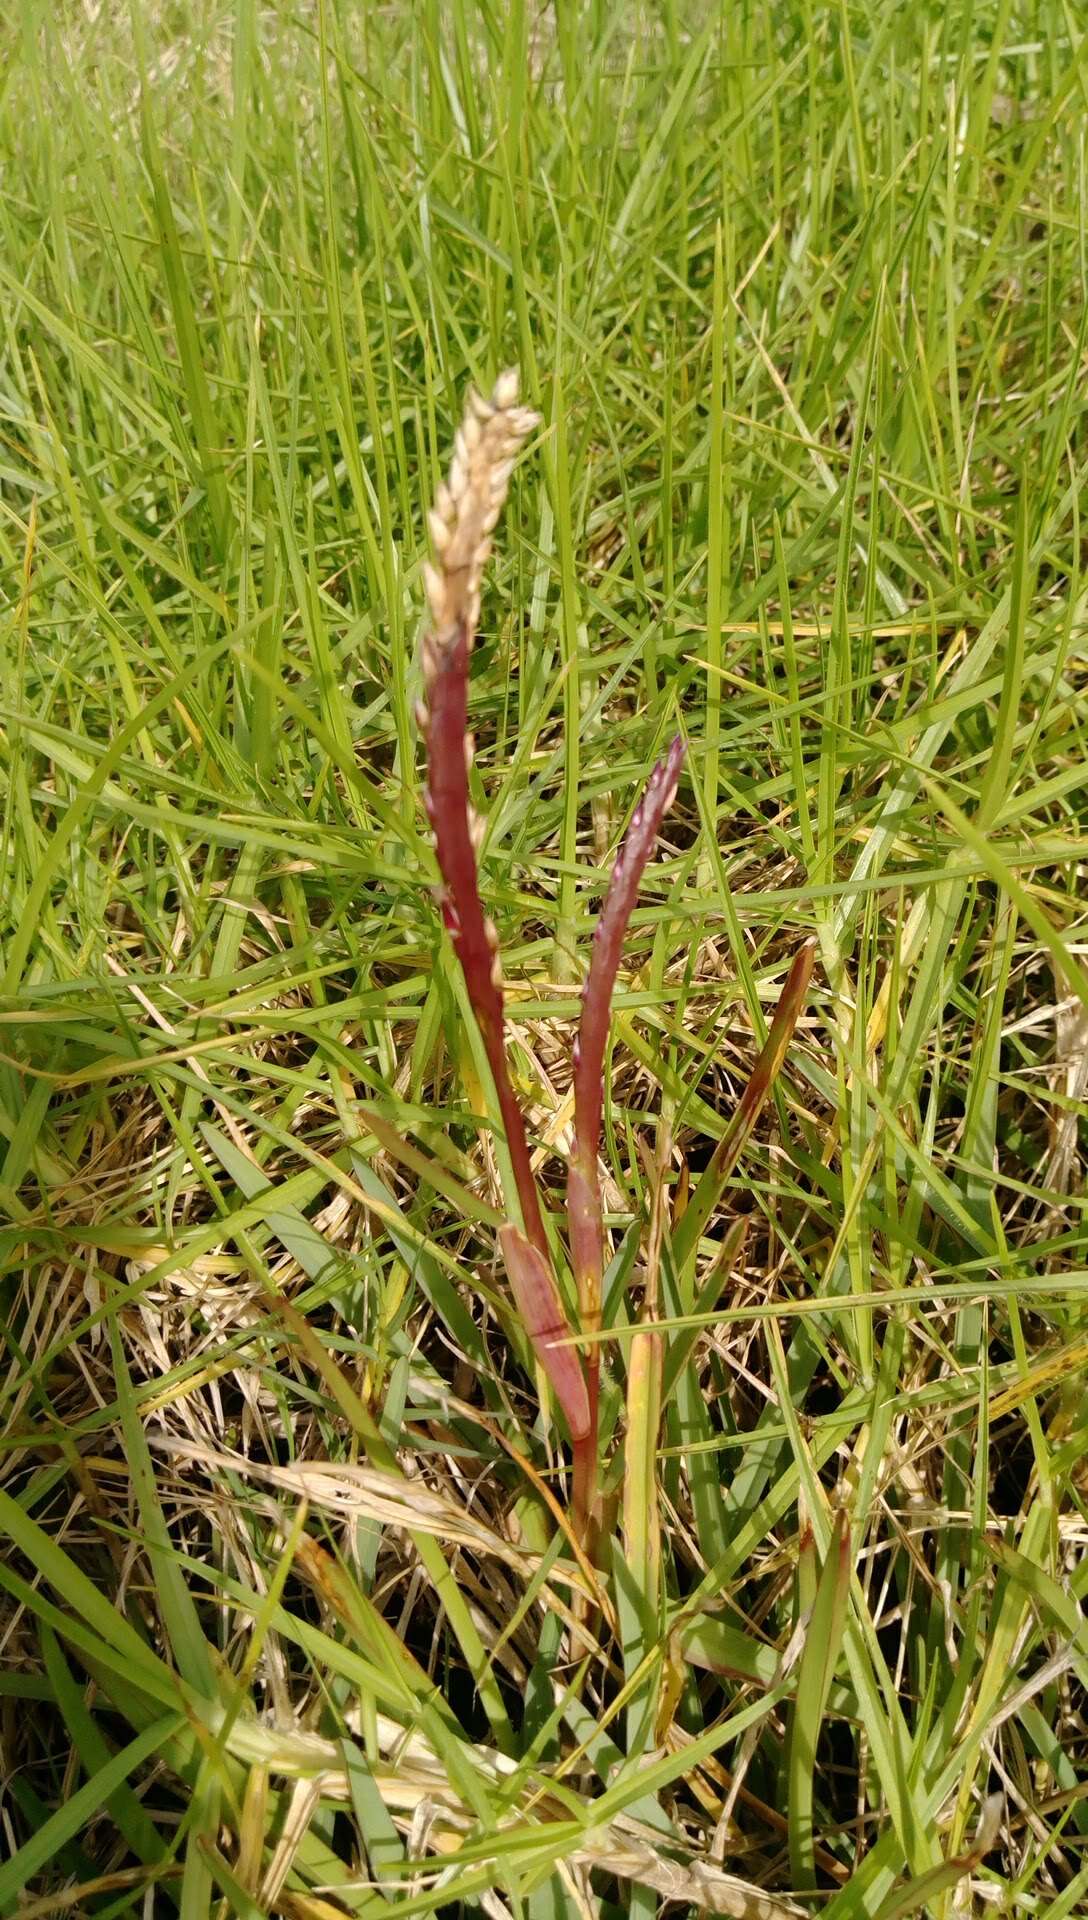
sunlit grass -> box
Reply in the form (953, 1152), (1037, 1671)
(1, 3), (1087, 1915)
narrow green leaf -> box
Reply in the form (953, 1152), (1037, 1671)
(786, 1509), (851, 1889)
(0, 1715), (183, 1908)
(109, 1318), (216, 1700)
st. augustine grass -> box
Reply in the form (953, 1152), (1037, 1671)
(1, 2), (1087, 1915)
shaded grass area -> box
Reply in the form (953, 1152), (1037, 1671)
(1, 1), (1088, 1914)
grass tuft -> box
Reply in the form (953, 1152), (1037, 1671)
(2, 4), (1087, 1916)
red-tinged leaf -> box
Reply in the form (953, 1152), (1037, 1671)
(569, 734), (686, 1233)
(566, 737), (685, 1535)
(672, 937), (817, 1275)
(499, 1224), (590, 1442)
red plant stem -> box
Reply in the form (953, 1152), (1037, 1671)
(424, 616), (548, 1262)
(571, 1432), (596, 1547)
(567, 735), (685, 1525)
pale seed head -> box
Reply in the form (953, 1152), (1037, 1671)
(420, 370), (541, 648)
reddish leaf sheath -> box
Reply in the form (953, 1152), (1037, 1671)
(425, 616), (548, 1259)
(499, 1224), (591, 1441)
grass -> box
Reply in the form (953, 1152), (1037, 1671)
(1, 0), (1088, 1913)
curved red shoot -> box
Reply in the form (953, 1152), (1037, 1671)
(566, 734), (685, 1519)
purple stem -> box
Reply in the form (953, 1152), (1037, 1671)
(424, 617), (548, 1263)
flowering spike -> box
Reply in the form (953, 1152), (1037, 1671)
(422, 371), (540, 646)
